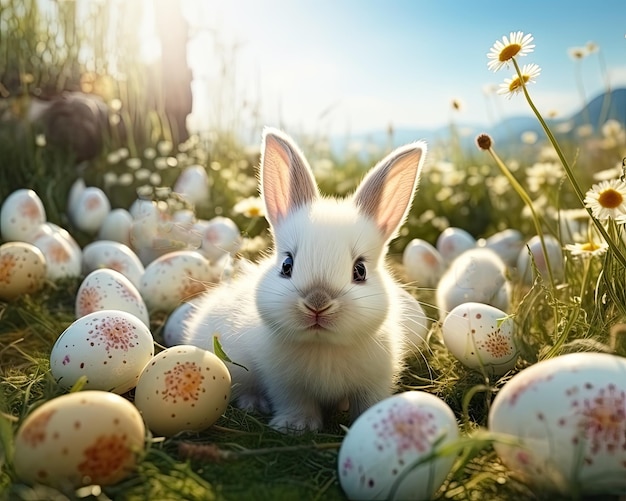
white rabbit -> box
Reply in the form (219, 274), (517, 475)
(183, 128), (428, 432)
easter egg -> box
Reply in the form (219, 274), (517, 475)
(0, 242), (47, 301)
(82, 240), (145, 288)
(13, 390), (145, 488)
(516, 234), (564, 285)
(173, 164), (209, 205)
(69, 186), (111, 233)
(338, 391), (458, 500)
(0, 189), (46, 241)
(436, 248), (510, 318)
(162, 300), (197, 347)
(436, 227), (476, 264)
(489, 352), (626, 494)
(50, 310), (154, 394)
(75, 269), (150, 326)
(195, 216), (241, 262)
(98, 208), (133, 246)
(483, 229), (524, 267)
(139, 250), (215, 313)
(134, 345), (231, 436)
(402, 238), (446, 288)
(32, 231), (82, 281)
(442, 302), (518, 375)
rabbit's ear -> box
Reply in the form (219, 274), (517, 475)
(260, 128), (319, 226)
(353, 141), (426, 241)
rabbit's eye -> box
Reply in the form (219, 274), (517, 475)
(280, 254), (293, 278)
(353, 259), (367, 283)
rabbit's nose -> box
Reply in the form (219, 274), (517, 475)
(303, 290), (333, 312)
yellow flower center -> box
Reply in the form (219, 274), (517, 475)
(580, 242), (600, 252)
(598, 188), (624, 209)
(508, 74), (531, 93)
(246, 207), (262, 217)
(499, 43), (522, 62)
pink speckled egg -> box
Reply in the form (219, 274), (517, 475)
(75, 269), (149, 326)
(489, 352), (626, 495)
(338, 391), (458, 500)
(0, 189), (47, 241)
(50, 310), (154, 394)
(82, 240), (145, 289)
(134, 345), (231, 436)
(442, 302), (518, 376)
(13, 390), (145, 488)
(139, 250), (215, 314)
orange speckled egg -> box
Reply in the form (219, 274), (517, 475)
(13, 390), (145, 488)
(134, 345), (231, 436)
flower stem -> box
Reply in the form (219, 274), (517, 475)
(485, 145), (556, 291)
(512, 57), (626, 269)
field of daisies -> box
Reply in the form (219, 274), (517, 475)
(3, 3), (626, 499)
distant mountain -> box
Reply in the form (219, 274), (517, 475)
(329, 88), (626, 156)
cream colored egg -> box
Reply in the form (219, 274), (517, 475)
(134, 345), (231, 436)
(13, 390), (145, 488)
(50, 310), (154, 394)
(70, 186), (111, 233)
(442, 302), (518, 376)
(82, 240), (145, 288)
(0, 242), (47, 301)
(32, 231), (82, 280)
(75, 269), (150, 326)
(162, 300), (197, 347)
(139, 250), (214, 314)
(98, 208), (133, 246)
(0, 189), (47, 241)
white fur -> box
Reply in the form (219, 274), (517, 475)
(184, 128), (428, 432)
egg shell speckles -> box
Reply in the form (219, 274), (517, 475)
(338, 391), (459, 500)
(70, 186), (111, 233)
(0, 242), (47, 300)
(75, 269), (150, 326)
(489, 352), (626, 494)
(442, 302), (518, 376)
(0, 189), (47, 241)
(50, 310), (154, 394)
(32, 231), (82, 281)
(134, 345), (231, 436)
(139, 250), (214, 314)
(13, 390), (145, 489)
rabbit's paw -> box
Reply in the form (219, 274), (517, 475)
(269, 412), (323, 433)
(236, 393), (271, 415)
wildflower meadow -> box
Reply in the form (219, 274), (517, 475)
(2, 2), (626, 499)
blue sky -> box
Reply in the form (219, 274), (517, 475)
(182, 0), (626, 135)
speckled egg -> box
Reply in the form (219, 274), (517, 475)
(338, 391), (459, 500)
(69, 186), (111, 233)
(442, 302), (518, 375)
(139, 250), (214, 314)
(195, 216), (242, 262)
(0, 189), (47, 241)
(13, 390), (145, 488)
(402, 238), (446, 288)
(82, 240), (145, 288)
(436, 248), (510, 318)
(75, 269), (150, 326)
(489, 352), (626, 495)
(50, 310), (154, 394)
(483, 229), (524, 267)
(436, 227), (476, 264)
(172, 164), (209, 205)
(0, 241), (47, 301)
(32, 230), (82, 281)
(133, 345), (231, 436)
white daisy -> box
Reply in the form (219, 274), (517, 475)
(497, 63), (541, 99)
(233, 196), (265, 218)
(584, 179), (626, 220)
(487, 31), (535, 71)
(564, 240), (608, 259)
